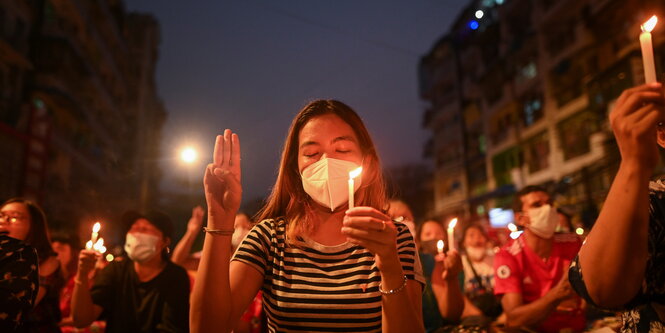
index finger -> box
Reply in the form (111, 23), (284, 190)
(213, 135), (223, 166)
(345, 206), (390, 220)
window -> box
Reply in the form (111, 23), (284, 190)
(525, 131), (549, 173)
(492, 147), (521, 186)
(558, 110), (599, 160)
(522, 94), (543, 127)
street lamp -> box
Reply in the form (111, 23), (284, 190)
(180, 147), (198, 164)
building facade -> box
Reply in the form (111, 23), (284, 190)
(421, 0), (665, 225)
(0, 0), (165, 228)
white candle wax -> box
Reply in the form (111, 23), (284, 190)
(447, 218), (458, 251)
(348, 178), (355, 209)
(348, 167), (362, 209)
(640, 16), (658, 83)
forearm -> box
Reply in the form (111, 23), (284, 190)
(578, 163), (650, 307)
(504, 293), (559, 328)
(172, 230), (198, 266)
(380, 266), (424, 333)
(190, 217), (234, 333)
(71, 274), (96, 327)
(433, 278), (464, 320)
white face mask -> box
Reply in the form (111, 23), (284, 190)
(124, 232), (160, 263)
(466, 246), (486, 261)
(526, 204), (559, 239)
(301, 158), (362, 211)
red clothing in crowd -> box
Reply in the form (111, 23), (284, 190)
(493, 233), (585, 333)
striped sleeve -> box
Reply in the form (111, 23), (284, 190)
(395, 222), (425, 286)
(232, 219), (273, 275)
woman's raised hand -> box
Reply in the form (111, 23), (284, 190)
(204, 129), (242, 229)
(610, 82), (665, 171)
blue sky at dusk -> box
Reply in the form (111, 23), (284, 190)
(125, 1), (468, 201)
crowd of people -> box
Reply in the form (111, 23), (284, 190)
(0, 82), (664, 332)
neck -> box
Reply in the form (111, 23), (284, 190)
(307, 205), (347, 246)
(524, 229), (553, 259)
(133, 255), (166, 282)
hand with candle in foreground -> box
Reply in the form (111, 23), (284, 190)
(342, 207), (401, 273)
(609, 82), (665, 172)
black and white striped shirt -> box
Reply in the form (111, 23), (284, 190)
(232, 218), (425, 332)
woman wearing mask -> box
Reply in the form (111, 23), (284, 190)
(416, 220), (464, 332)
(459, 223), (503, 325)
(0, 198), (63, 333)
(190, 100), (425, 332)
(71, 211), (190, 333)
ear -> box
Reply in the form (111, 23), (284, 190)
(657, 127), (665, 148)
(515, 212), (529, 227)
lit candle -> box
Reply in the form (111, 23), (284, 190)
(507, 223), (517, 232)
(447, 218), (458, 251)
(640, 16), (658, 84)
(436, 240), (444, 254)
(348, 167), (362, 209)
(90, 222), (101, 245)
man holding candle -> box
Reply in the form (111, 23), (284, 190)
(569, 82), (665, 331)
(71, 210), (190, 333)
(492, 186), (585, 332)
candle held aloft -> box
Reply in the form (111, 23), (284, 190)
(447, 218), (458, 251)
(91, 222), (101, 245)
(436, 240), (444, 254)
(348, 167), (362, 209)
(640, 16), (658, 83)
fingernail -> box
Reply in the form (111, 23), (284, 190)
(341, 227), (349, 233)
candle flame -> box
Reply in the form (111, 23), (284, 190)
(575, 227), (584, 235)
(85, 240), (93, 250)
(448, 218), (458, 229)
(99, 246), (107, 254)
(349, 167), (362, 179)
(106, 254), (114, 262)
(92, 222), (101, 233)
(507, 223), (517, 232)
(93, 238), (104, 251)
(642, 15), (658, 33)
(436, 240), (444, 251)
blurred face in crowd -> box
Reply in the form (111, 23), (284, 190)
(516, 191), (551, 227)
(463, 226), (488, 249)
(127, 218), (169, 262)
(297, 114), (363, 174)
(0, 202), (31, 241)
(52, 241), (73, 268)
(420, 220), (445, 243)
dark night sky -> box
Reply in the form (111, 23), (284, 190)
(125, 1), (468, 201)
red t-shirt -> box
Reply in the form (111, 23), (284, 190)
(494, 233), (585, 333)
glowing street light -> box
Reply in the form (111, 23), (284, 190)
(180, 147), (198, 164)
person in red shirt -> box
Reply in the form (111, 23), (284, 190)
(493, 186), (585, 332)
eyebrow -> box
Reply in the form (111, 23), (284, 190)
(299, 135), (356, 149)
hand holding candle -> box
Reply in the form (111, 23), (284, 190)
(447, 218), (457, 252)
(348, 167), (362, 209)
(640, 15), (659, 84)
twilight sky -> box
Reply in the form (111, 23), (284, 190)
(125, 1), (468, 201)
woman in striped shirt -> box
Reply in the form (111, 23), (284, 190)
(191, 100), (425, 332)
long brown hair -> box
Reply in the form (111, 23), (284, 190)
(2, 198), (55, 263)
(255, 100), (387, 243)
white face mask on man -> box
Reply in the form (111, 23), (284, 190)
(526, 204), (559, 239)
(124, 232), (160, 263)
(301, 158), (362, 211)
